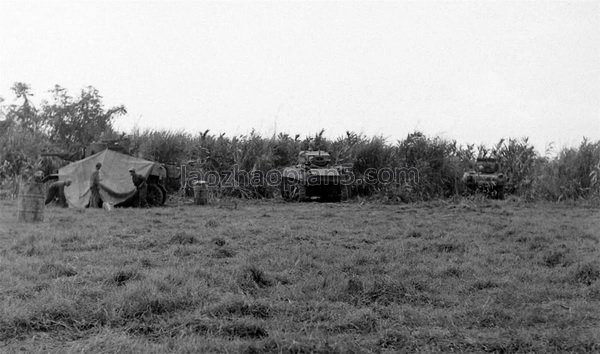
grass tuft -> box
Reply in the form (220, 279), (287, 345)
(213, 237), (227, 246)
(139, 258), (153, 268)
(528, 236), (549, 251)
(337, 276), (417, 306)
(212, 247), (236, 258)
(111, 268), (141, 286)
(440, 266), (462, 278)
(112, 283), (192, 319)
(405, 229), (422, 238)
(542, 249), (571, 267)
(169, 232), (196, 244)
(205, 219), (219, 228)
(237, 265), (274, 292)
(335, 308), (378, 333)
(363, 278), (408, 305)
(586, 282), (600, 300)
(570, 262), (600, 286)
(378, 330), (412, 350)
(243, 338), (347, 354)
(209, 297), (271, 319)
(156, 318), (268, 339)
(345, 277), (364, 297)
(221, 321), (269, 339)
(468, 307), (513, 328)
(471, 279), (499, 290)
(40, 262), (77, 278)
(426, 241), (466, 253)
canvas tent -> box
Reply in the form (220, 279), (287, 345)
(58, 149), (158, 208)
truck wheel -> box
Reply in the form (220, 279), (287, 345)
(341, 185), (350, 201)
(147, 184), (164, 207)
(297, 184), (306, 201)
(281, 178), (294, 201)
(496, 185), (505, 200)
(281, 178), (291, 200)
(326, 185), (342, 202)
(158, 184), (168, 205)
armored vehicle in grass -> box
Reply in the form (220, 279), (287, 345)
(281, 150), (351, 202)
(462, 158), (506, 199)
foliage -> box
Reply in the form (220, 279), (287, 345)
(533, 139), (600, 200)
(132, 129), (192, 163)
(0, 83), (51, 178)
(129, 129), (599, 202)
(492, 138), (538, 195)
(5, 83), (42, 132)
(41, 85), (126, 152)
(394, 132), (473, 199)
(1, 83), (599, 202)
(0, 83), (125, 181)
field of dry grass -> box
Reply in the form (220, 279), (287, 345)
(1, 197), (599, 353)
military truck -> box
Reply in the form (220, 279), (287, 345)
(84, 138), (131, 158)
(82, 138), (166, 206)
(462, 158), (506, 199)
(281, 151), (351, 202)
(41, 138), (168, 206)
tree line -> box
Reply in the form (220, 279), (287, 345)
(1, 83), (599, 202)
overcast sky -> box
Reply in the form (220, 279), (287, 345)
(1, 0), (598, 154)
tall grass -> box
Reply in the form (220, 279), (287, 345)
(533, 139), (600, 201)
(2, 123), (599, 201)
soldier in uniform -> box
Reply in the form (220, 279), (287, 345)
(45, 179), (72, 207)
(90, 162), (102, 208)
(129, 168), (148, 207)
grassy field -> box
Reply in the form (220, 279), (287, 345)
(1, 197), (599, 353)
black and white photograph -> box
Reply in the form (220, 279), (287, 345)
(1, 0), (599, 352)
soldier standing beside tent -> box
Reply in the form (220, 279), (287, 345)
(90, 162), (102, 208)
(129, 168), (148, 207)
(45, 179), (72, 207)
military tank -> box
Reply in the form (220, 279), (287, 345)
(462, 158), (505, 199)
(281, 151), (351, 202)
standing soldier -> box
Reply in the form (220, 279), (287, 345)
(129, 168), (148, 207)
(45, 179), (72, 207)
(90, 162), (102, 208)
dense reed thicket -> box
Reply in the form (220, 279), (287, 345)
(122, 128), (599, 202)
